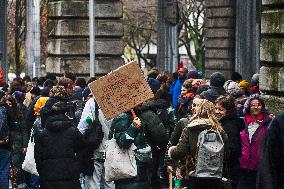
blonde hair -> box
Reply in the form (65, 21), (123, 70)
(189, 99), (223, 132)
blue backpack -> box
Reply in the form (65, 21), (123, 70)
(0, 106), (9, 143)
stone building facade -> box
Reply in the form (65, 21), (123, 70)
(204, 0), (284, 114)
(47, 0), (124, 76)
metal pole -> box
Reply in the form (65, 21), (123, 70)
(25, 0), (34, 77)
(89, 0), (96, 77)
(0, 0), (8, 82)
(34, 0), (41, 77)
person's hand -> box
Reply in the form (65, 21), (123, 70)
(168, 146), (177, 158)
(21, 148), (27, 154)
(176, 167), (183, 179)
(133, 117), (141, 128)
(167, 166), (174, 173)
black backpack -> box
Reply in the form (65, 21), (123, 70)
(0, 106), (9, 143)
(80, 100), (104, 176)
(83, 100), (104, 150)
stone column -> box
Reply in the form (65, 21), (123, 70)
(47, 0), (124, 76)
(204, 0), (236, 79)
(259, 0), (284, 114)
(235, 0), (261, 80)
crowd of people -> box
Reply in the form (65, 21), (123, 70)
(0, 68), (282, 189)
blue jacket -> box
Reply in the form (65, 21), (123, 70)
(171, 79), (185, 108)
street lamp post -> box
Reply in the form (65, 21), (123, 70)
(0, 0), (8, 82)
(89, 0), (96, 77)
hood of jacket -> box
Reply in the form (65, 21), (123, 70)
(187, 118), (212, 130)
(45, 114), (71, 133)
(136, 99), (168, 113)
(201, 86), (227, 102)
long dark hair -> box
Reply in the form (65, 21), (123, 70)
(1, 94), (22, 118)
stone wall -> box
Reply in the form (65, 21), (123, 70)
(47, 0), (124, 76)
(204, 0), (236, 79)
(259, 0), (284, 115)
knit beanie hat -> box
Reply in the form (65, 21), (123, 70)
(12, 91), (25, 103)
(34, 97), (49, 116)
(210, 72), (225, 88)
(82, 87), (92, 100)
(225, 81), (241, 96)
(239, 80), (250, 88)
(148, 78), (160, 94)
(250, 73), (259, 86)
(192, 79), (206, 88)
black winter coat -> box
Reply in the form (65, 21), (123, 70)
(258, 113), (284, 189)
(200, 86), (227, 103)
(34, 114), (83, 189)
(219, 114), (244, 188)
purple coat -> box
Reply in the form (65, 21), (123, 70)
(239, 113), (272, 171)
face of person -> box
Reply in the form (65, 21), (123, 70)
(192, 98), (201, 114)
(66, 84), (73, 96)
(181, 86), (187, 95)
(178, 71), (186, 78)
(84, 94), (93, 103)
(215, 103), (227, 120)
(250, 99), (262, 117)
(240, 87), (246, 95)
(5, 100), (13, 108)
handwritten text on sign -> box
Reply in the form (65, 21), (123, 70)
(88, 62), (154, 120)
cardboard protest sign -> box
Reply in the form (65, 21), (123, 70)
(88, 61), (154, 120)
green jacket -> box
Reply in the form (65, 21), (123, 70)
(109, 113), (151, 189)
(170, 118), (227, 174)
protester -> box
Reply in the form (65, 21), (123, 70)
(0, 95), (17, 189)
(239, 80), (250, 96)
(250, 74), (260, 95)
(34, 102), (84, 189)
(237, 94), (272, 189)
(77, 97), (114, 189)
(4, 94), (29, 188)
(73, 78), (86, 101)
(215, 95), (244, 188)
(134, 100), (168, 188)
(200, 72), (227, 102)
(171, 68), (188, 108)
(231, 72), (243, 83)
(258, 112), (284, 189)
(175, 81), (195, 119)
(165, 96), (203, 188)
(168, 99), (227, 189)
(108, 113), (149, 189)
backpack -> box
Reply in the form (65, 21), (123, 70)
(0, 106), (9, 143)
(83, 100), (104, 150)
(190, 129), (224, 178)
(80, 100), (104, 176)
